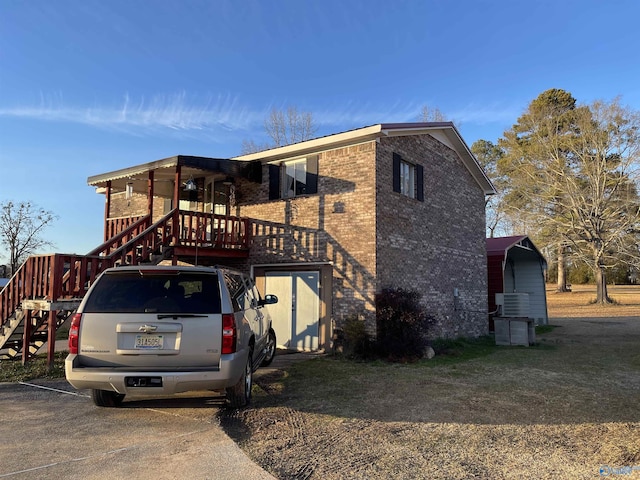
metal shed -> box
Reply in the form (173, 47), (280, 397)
(487, 235), (549, 329)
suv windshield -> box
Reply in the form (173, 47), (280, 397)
(83, 271), (222, 314)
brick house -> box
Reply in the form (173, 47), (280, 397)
(78, 122), (495, 352)
(0, 122), (495, 361)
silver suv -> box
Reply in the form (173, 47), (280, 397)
(65, 265), (277, 408)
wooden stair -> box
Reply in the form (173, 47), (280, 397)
(0, 209), (250, 366)
(0, 308), (74, 361)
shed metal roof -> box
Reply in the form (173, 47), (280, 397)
(486, 235), (546, 267)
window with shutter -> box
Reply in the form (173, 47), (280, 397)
(392, 152), (424, 202)
(268, 156), (319, 200)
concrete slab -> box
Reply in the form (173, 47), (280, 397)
(0, 379), (276, 480)
(1, 349), (320, 479)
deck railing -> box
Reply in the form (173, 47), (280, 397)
(0, 253), (108, 332)
(178, 210), (250, 250)
(0, 208), (251, 364)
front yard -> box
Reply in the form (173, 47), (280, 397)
(3, 285), (639, 479)
(220, 285), (640, 479)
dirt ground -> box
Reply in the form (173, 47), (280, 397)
(219, 285), (640, 480)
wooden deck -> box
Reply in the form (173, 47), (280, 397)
(0, 209), (250, 366)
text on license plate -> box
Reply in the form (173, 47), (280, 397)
(135, 335), (164, 349)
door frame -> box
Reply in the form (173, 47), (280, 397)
(252, 263), (333, 352)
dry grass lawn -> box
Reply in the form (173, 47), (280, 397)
(546, 283), (640, 318)
(220, 285), (640, 480)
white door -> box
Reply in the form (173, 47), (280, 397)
(265, 271), (320, 351)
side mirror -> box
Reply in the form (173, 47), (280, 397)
(259, 294), (278, 306)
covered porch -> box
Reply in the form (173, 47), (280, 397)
(87, 155), (263, 264)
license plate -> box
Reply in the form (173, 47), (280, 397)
(135, 335), (164, 349)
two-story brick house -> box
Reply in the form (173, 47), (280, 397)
(84, 122), (495, 352)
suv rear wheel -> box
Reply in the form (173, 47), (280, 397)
(91, 389), (125, 407)
(226, 351), (252, 408)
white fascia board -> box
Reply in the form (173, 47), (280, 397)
(87, 157), (180, 187)
(233, 125), (384, 163)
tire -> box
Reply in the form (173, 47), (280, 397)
(91, 389), (125, 407)
(261, 329), (277, 367)
(226, 351), (253, 409)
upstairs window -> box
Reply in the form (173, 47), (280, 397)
(393, 152), (424, 202)
(282, 159), (307, 198)
(400, 160), (415, 198)
(269, 156), (319, 200)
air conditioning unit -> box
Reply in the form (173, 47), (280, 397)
(495, 293), (530, 317)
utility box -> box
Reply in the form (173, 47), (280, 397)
(494, 317), (536, 346)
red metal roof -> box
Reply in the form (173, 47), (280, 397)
(486, 235), (529, 257)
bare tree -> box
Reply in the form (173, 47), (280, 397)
(498, 91), (640, 303)
(240, 139), (270, 155)
(242, 106), (318, 154)
(419, 105), (448, 122)
(0, 201), (57, 275)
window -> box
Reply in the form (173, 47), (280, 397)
(83, 271), (221, 314)
(400, 160), (415, 198)
(282, 159), (307, 198)
(224, 272), (246, 312)
(392, 152), (424, 202)
(269, 156), (319, 200)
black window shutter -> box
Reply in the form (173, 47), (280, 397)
(268, 164), (280, 200)
(416, 164), (424, 202)
(306, 155), (318, 194)
(392, 153), (401, 193)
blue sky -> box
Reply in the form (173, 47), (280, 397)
(1, 0), (639, 259)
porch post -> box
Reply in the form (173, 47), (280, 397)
(173, 165), (182, 265)
(46, 309), (57, 371)
(46, 253), (59, 369)
(21, 310), (32, 366)
(173, 165), (182, 212)
(104, 180), (112, 242)
(147, 170), (154, 224)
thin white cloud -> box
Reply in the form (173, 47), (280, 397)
(0, 93), (518, 141)
(0, 92), (264, 135)
(314, 100), (423, 127)
(450, 102), (523, 126)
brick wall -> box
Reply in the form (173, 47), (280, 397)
(100, 132), (490, 340)
(238, 142), (378, 332)
(108, 192), (167, 221)
(375, 135), (488, 338)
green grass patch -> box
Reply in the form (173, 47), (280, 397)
(56, 323), (70, 340)
(428, 335), (498, 364)
(535, 324), (558, 335)
(0, 352), (66, 383)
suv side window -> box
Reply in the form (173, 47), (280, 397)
(224, 273), (246, 312)
(243, 279), (259, 309)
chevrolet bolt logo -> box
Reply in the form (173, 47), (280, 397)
(139, 324), (158, 334)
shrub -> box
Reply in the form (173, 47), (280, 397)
(337, 315), (375, 359)
(375, 288), (434, 362)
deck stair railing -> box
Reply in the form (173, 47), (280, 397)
(0, 209), (249, 366)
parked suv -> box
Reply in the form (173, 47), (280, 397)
(65, 265), (277, 408)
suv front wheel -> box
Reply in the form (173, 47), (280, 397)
(226, 351), (252, 408)
(261, 329), (276, 367)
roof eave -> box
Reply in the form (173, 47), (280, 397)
(87, 155), (253, 189)
(233, 125), (384, 163)
(234, 122), (496, 195)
